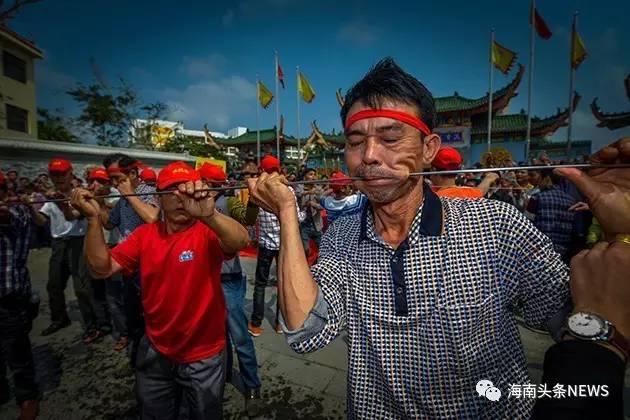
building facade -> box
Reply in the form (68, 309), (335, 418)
(0, 26), (43, 140)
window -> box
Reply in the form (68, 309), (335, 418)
(2, 51), (27, 83)
(6, 104), (28, 132)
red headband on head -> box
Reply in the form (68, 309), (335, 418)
(344, 109), (431, 137)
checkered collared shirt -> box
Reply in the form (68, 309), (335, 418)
(283, 183), (569, 419)
(258, 187), (305, 251)
(109, 182), (158, 240)
(0, 204), (32, 298)
(531, 185), (576, 257)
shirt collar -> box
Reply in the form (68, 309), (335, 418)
(359, 182), (443, 243)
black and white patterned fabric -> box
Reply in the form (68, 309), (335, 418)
(286, 183), (569, 419)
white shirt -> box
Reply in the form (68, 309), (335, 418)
(40, 202), (87, 238)
(258, 187), (304, 250)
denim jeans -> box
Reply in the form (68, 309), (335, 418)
(105, 273), (127, 338)
(250, 246), (279, 328)
(221, 273), (261, 391)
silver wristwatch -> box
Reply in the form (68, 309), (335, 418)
(566, 311), (629, 362)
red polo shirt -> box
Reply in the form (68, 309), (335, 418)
(111, 220), (226, 363)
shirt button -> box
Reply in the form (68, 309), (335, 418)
(392, 257), (398, 263)
(396, 286), (403, 295)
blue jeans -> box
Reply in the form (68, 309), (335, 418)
(222, 273), (261, 391)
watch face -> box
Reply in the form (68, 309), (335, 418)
(568, 312), (607, 339)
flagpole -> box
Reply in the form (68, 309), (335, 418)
(275, 51), (281, 163)
(256, 74), (261, 166)
(487, 28), (495, 153)
(296, 65), (301, 164)
(525, 0), (535, 163)
(566, 11), (578, 159)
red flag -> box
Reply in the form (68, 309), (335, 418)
(531, 5), (552, 40)
(277, 61), (285, 89)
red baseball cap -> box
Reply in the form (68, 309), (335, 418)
(140, 168), (157, 183)
(330, 171), (352, 192)
(157, 161), (200, 190)
(198, 163), (227, 183)
(48, 158), (73, 173)
(88, 167), (110, 182)
(432, 147), (463, 171)
(260, 155), (280, 174)
(0, 170), (5, 186)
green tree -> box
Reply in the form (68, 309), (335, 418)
(37, 108), (78, 142)
(67, 79), (137, 147)
(67, 78), (168, 148)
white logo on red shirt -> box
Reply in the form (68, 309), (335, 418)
(179, 250), (194, 262)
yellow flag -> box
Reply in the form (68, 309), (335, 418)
(492, 41), (517, 75)
(571, 26), (587, 70)
(298, 72), (316, 103)
(257, 81), (274, 109)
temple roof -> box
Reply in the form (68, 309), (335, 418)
(471, 92), (581, 137)
(435, 64), (525, 114)
(590, 74), (630, 130)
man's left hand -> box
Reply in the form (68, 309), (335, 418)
(176, 180), (216, 218)
(556, 137), (630, 236)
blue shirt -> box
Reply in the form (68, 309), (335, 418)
(320, 193), (367, 224)
(109, 182), (158, 240)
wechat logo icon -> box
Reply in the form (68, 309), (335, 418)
(476, 379), (502, 401)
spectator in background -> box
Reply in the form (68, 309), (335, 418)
(139, 167), (157, 187)
(0, 170), (39, 420)
(248, 155), (304, 337)
(27, 159), (105, 339)
(321, 171), (367, 226)
(300, 168), (324, 258)
(527, 170), (577, 263)
(429, 147), (498, 198)
(100, 154), (159, 364)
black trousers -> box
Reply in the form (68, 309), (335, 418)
(250, 246), (279, 327)
(124, 271), (145, 366)
(135, 335), (225, 420)
(48, 236), (109, 330)
(0, 293), (38, 405)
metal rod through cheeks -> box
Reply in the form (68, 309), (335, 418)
(10, 163), (630, 206)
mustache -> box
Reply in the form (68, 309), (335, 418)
(353, 166), (398, 179)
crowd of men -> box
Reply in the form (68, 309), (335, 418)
(0, 57), (629, 420)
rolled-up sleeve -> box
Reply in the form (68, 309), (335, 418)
(279, 221), (349, 353)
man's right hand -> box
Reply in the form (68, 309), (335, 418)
(70, 188), (101, 219)
(116, 176), (134, 195)
(247, 172), (295, 215)
(570, 241), (630, 340)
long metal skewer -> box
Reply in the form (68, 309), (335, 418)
(7, 163), (630, 206)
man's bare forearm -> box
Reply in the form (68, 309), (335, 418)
(85, 217), (114, 278)
(126, 196), (160, 224)
(200, 211), (249, 254)
(278, 205), (319, 330)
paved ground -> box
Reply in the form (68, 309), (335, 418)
(1, 248), (628, 419)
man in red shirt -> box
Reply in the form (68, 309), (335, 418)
(71, 161), (249, 419)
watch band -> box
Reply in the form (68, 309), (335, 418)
(608, 326), (630, 363)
